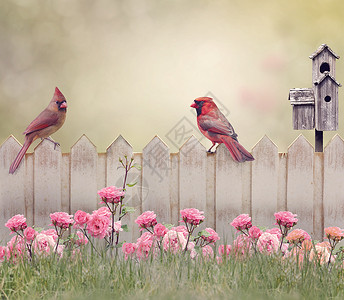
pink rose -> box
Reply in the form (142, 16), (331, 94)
(257, 232), (279, 254)
(33, 233), (55, 256)
(98, 186), (125, 204)
(74, 210), (90, 228)
(135, 211), (157, 229)
(136, 232), (154, 260)
(113, 221), (123, 233)
(24, 227), (37, 242)
(265, 228), (282, 240)
(5, 214), (27, 232)
(233, 234), (251, 255)
(86, 212), (111, 239)
(180, 208), (205, 226)
(171, 225), (188, 238)
(94, 206), (111, 218)
(230, 214), (252, 231)
(154, 223), (168, 238)
(218, 244), (232, 256)
(248, 226), (263, 240)
(76, 231), (88, 246)
(122, 242), (138, 260)
(324, 227), (344, 241)
(274, 211), (298, 228)
(6, 236), (25, 261)
(162, 230), (187, 253)
(40, 229), (58, 241)
(202, 245), (214, 260)
(50, 212), (74, 229)
(201, 228), (220, 244)
(0, 246), (6, 262)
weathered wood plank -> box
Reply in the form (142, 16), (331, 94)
(287, 135), (314, 235)
(323, 135), (344, 228)
(34, 139), (62, 228)
(0, 136), (26, 241)
(206, 152), (216, 230)
(170, 153), (179, 225)
(106, 135), (133, 242)
(179, 136), (207, 221)
(142, 136), (170, 223)
(216, 144), (244, 242)
(277, 153), (287, 211)
(313, 152), (324, 241)
(251, 135), (278, 228)
(70, 135), (98, 213)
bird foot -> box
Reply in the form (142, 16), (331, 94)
(43, 137), (60, 150)
(207, 150), (216, 154)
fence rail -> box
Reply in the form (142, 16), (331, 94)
(1, 134), (344, 243)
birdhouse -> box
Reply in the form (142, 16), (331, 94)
(289, 44), (341, 131)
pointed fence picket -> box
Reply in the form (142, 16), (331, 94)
(2, 133), (344, 243)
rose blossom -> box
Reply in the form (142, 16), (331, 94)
(218, 244), (232, 256)
(154, 223), (168, 239)
(180, 208), (205, 226)
(265, 228), (282, 240)
(98, 186), (125, 204)
(248, 226), (263, 240)
(40, 229), (58, 241)
(202, 245), (214, 260)
(324, 227), (344, 241)
(24, 227), (37, 242)
(257, 232), (279, 254)
(286, 229), (311, 244)
(86, 211), (111, 239)
(50, 212), (74, 229)
(113, 221), (123, 233)
(76, 231), (88, 246)
(0, 246), (6, 262)
(6, 236), (25, 261)
(233, 234), (251, 255)
(5, 214), (27, 232)
(122, 242), (138, 260)
(162, 230), (187, 253)
(33, 233), (56, 256)
(136, 232), (154, 259)
(230, 214), (252, 231)
(73, 210), (90, 228)
(274, 211), (298, 228)
(171, 225), (188, 238)
(135, 211), (157, 229)
(201, 228), (220, 244)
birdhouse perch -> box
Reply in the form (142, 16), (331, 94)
(289, 44), (341, 152)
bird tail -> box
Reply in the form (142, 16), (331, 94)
(220, 136), (254, 163)
(9, 139), (32, 174)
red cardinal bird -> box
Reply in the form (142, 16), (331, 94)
(191, 97), (254, 162)
(9, 87), (68, 174)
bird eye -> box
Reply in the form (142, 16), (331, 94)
(56, 101), (59, 104)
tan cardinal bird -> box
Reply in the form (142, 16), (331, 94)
(9, 87), (67, 174)
(191, 97), (254, 162)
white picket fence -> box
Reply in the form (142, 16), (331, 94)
(1, 134), (344, 243)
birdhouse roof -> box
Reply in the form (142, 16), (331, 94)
(289, 88), (315, 105)
(309, 44), (340, 59)
(315, 72), (342, 87)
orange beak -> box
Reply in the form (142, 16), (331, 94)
(60, 102), (67, 109)
(190, 102), (197, 108)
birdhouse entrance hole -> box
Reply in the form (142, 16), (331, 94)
(324, 95), (332, 102)
(320, 62), (330, 73)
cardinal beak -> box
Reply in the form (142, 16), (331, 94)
(60, 102), (67, 109)
(190, 102), (198, 108)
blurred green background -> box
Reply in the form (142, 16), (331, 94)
(1, 0), (344, 153)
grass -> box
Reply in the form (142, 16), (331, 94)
(1, 248), (344, 300)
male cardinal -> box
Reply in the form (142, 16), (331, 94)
(191, 97), (254, 162)
(9, 87), (67, 174)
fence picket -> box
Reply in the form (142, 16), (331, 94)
(287, 135), (314, 235)
(324, 135), (344, 228)
(252, 136), (278, 228)
(33, 139), (62, 228)
(142, 136), (170, 223)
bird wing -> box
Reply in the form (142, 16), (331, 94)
(23, 110), (59, 135)
(198, 113), (237, 139)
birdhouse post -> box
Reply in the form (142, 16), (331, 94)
(289, 44), (341, 152)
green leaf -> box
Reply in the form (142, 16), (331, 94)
(121, 224), (129, 232)
(127, 182), (137, 187)
(115, 241), (124, 248)
(198, 230), (211, 237)
(132, 163), (142, 170)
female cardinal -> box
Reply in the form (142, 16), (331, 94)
(191, 97), (254, 162)
(9, 87), (68, 174)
